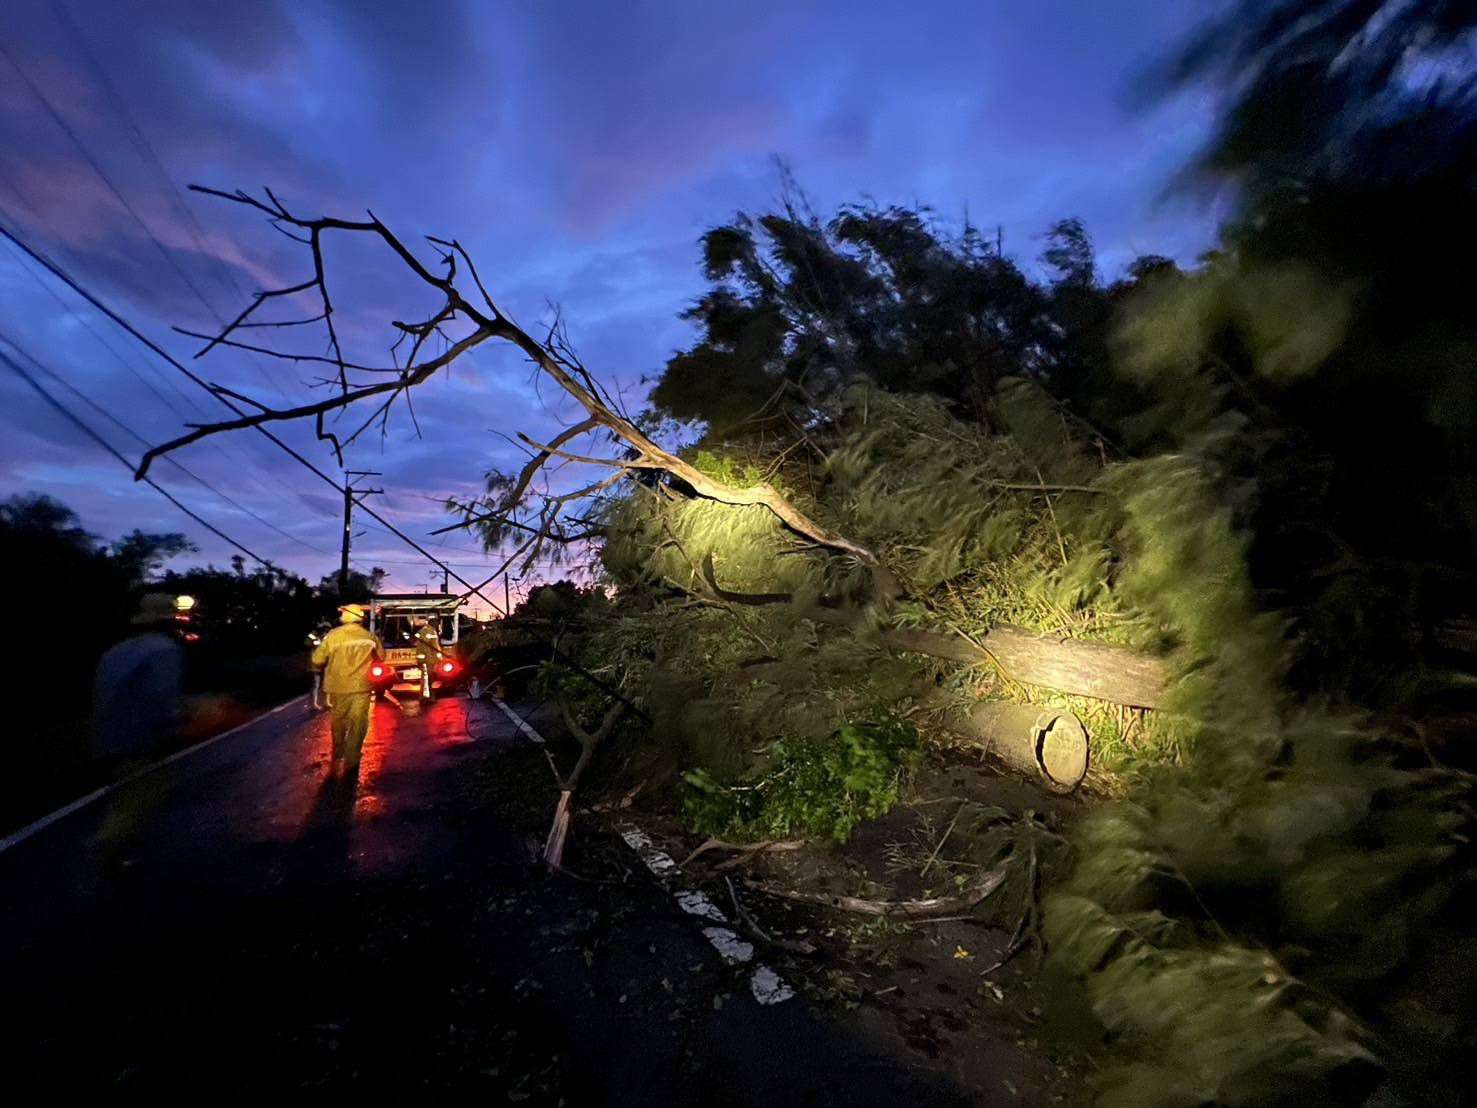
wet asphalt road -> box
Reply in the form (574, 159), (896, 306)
(0, 693), (976, 1102)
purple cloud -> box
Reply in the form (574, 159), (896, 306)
(0, 0), (1221, 596)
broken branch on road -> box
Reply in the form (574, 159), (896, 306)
(745, 864), (1009, 919)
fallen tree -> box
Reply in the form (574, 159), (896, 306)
(960, 701), (1091, 792)
(133, 177), (1477, 1104)
(138, 186), (1166, 711)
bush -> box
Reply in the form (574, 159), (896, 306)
(682, 714), (920, 843)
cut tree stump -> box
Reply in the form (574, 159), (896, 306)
(963, 702), (1090, 793)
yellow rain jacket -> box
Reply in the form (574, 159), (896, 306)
(414, 624), (446, 665)
(310, 622), (385, 695)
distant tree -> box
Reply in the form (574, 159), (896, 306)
(0, 492), (96, 551)
(1040, 217), (1095, 287)
(160, 562), (319, 655)
(512, 579), (603, 623)
(316, 567), (386, 606)
(2, 493), (190, 815)
(110, 529), (196, 583)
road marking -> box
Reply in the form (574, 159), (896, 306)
(619, 824), (795, 1006)
(676, 889), (727, 922)
(749, 965), (792, 1005)
(489, 698), (795, 1005)
(0, 786), (112, 856)
(701, 927), (756, 965)
(618, 826), (681, 876)
(0, 693), (307, 856)
(490, 696), (546, 744)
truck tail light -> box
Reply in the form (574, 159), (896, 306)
(440, 660), (456, 675)
(371, 664), (387, 679)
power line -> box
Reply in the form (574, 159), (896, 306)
(351, 555), (509, 568)
(1, 236), (181, 418)
(50, 0), (246, 309)
(0, 37), (294, 404)
(0, 219), (514, 615)
(0, 176), (222, 427)
(0, 131), (322, 520)
(0, 338), (271, 567)
(0, 229), (321, 514)
(0, 331), (336, 557)
(358, 520), (498, 558)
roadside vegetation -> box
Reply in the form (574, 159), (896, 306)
(465, 5), (1477, 1100)
(109, 1), (1475, 1099)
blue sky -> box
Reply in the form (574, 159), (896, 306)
(0, 0), (1226, 609)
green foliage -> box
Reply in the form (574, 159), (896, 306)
(550, 38), (1477, 1089)
(315, 565), (386, 606)
(689, 449), (769, 488)
(512, 579), (607, 623)
(1034, 334), (1473, 1101)
(682, 715), (921, 843)
(648, 202), (1075, 435)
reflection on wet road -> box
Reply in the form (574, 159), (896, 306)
(0, 693), (530, 1088)
(239, 696), (499, 869)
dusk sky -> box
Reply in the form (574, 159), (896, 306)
(0, 0), (1227, 610)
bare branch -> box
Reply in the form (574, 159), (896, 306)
(173, 328), (401, 373)
(150, 185), (903, 605)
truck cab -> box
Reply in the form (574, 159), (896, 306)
(367, 593), (466, 699)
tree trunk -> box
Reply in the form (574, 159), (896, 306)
(884, 625), (1166, 709)
(960, 702), (1090, 792)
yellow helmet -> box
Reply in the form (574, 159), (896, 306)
(338, 603), (367, 623)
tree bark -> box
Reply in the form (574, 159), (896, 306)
(959, 702), (1091, 792)
(747, 864), (1008, 918)
(884, 625), (1165, 709)
(700, 554), (1166, 708)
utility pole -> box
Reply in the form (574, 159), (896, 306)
(504, 572), (510, 617)
(339, 469), (383, 595)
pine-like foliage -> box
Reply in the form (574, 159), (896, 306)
(1045, 451), (1469, 1103)
(546, 30), (1477, 1077)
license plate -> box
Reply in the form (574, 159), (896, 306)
(401, 667), (421, 680)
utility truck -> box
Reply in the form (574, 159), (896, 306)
(366, 593), (466, 700)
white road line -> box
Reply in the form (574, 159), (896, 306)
(618, 826), (681, 876)
(749, 965), (794, 1005)
(0, 787), (111, 856)
(701, 927), (756, 966)
(490, 697), (546, 744)
(0, 693), (307, 856)
(619, 824), (794, 1005)
(675, 889), (728, 922)
(483, 699), (797, 1006)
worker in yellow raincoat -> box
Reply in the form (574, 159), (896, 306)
(310, 603), (384, 780)
(413, 617), (447, 698)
